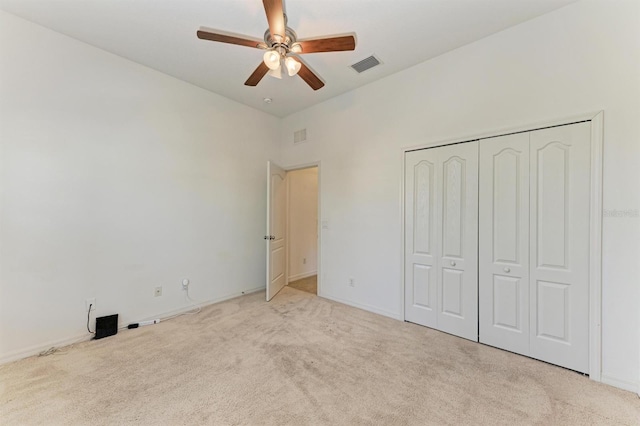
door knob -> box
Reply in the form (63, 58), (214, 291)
(270, 236), (275, 240)
(450, 261), (456, 266)
(504, 267), (511, 273)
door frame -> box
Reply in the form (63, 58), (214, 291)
(400, 111), (604, 382)
(283, 161), (322, 297)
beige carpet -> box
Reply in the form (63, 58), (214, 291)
(1, 288), (638, 425)
(288, 275), (317, 295)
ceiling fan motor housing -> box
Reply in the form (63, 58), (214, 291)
(263, 25), (300, 55)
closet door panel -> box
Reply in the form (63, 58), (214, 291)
(404, 151), (438, 328)
(441, 268), (463, 316)
(529, 122), (590, 373)
(442, 156), (465, 258)
(479, 133), (530, 355)
(436, 142), (478, 341)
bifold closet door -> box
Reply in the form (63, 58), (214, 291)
(405, 142), (478, 341)
(479, 133), (530, 355)
(405, 149), (437, 329)
(479, 122), (590, 373)
(529, 123), (590, 373)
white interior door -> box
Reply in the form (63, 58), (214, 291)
(436, 142), (478, 341)
(479, 133), (530, 355)
(529, 123), (590, 373)
(405, 150), (438, 328)
(266, 161), (287, 301)
(405, 142), (478, 341)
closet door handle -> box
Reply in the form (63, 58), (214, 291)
(503, 267), (511, 273)
(450, 261), (456, 267)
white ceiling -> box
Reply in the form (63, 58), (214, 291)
(0, 0), (577, 117)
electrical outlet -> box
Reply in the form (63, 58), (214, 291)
(349, 278), (355, 287)
(154, 287), (162, 297)
(182, 279), (189, 290)
(85, 298), (96, 312)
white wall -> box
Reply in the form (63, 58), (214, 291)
(0, 11), (280, 362)
(2, 0), (639, 393)
(280, 0), (640, 392)
(287, 167), (318, 282)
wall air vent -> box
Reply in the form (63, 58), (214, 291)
(350, 55), (382, 73)
(293, 128), (307, 144)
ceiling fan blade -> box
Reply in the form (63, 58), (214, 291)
(245, 62), (270, 87)
(262, 0), (286, 41)
(297, 60), (325, 91)
(295, 35), (356, 54)
(197, 29), (265, 49)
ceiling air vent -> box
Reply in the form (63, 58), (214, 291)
(350, 55), (381, 73)
(293, 128), (308, 144)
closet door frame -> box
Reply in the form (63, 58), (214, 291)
(400, 111), (603, 382)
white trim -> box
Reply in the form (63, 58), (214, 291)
(287, 270), (317, 283)
(399, 147), (407, 321)
(285, 161), (321, 172)
(0, 332), (94, 366)
(317, 163), (322, 298)
(400, 111), (604, 383)
(403, 111), (601, 153)
(321, 293), (402, 321)
(285, 170), (291, 288)
(0, 286), (265, 365)
(588, 111), (604, 382)
(601, 374), (639, 394)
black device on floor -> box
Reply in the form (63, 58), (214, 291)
(95, 314), (118, 339)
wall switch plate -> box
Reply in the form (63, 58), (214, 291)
(349, 278), (355, 287)
(154, 287), (162, 297)
(85, 298), (96, 312)
(303, 258), (307, 264)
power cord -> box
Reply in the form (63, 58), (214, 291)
(87, 304), (95, 334)
(160, 286), (202, 322)
(37, 332), (92, 357)
(37, 309), (98, 357)
(35, 289), (205, 359)
(184, 286), (202, 315)
(38, 347), (65, 357)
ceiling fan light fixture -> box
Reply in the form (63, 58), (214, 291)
(197, 0), (356, 90)
(263, 50), (281, 70)
(285, 56), (302, 76)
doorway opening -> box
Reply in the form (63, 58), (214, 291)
(286, 166), (318, 295)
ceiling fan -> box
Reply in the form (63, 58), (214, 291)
(197, 0), (356, 90)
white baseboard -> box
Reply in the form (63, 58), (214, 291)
(0, 286), (265, 366)
(0, 332), (94, 366)
(600, 374), (639, 394)
(319, 292), (402, 321)
(136, 285), (265, 323)
(287, 270), (317, 283)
